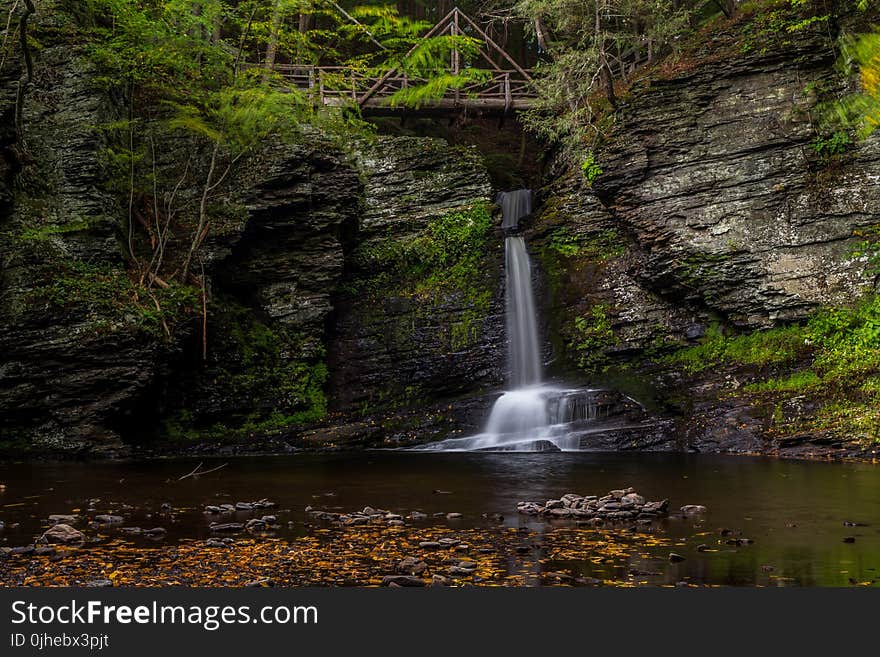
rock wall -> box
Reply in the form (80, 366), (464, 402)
(0, 35), (158, 454)
(326, 137), (504, 417)
(594, 30), (878, 327)
(530, 17), (880, 457)
(0, 21), (504, 455)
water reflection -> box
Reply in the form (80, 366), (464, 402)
(0, 452), (878, 586)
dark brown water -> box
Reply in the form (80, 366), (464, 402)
(1, 452), (879, 586)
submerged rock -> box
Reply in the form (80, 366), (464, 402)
(381, 575), (426, 587)
(41, 524), (84, 544)
(680, 505), (707, 516)
(94, 514), (124, 524)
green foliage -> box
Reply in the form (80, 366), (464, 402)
(665, 323), (807, 374)
(666, 294), (880, 442)
(344, 202), (494, 353)
(349, 201), (494, 300)
(571, 304), (618, 371)
(30, 261), (199, 336)
(811, 130), (852, 159)
(852, 224), (880, 278)
(546, 228), (583, 257)
(545, 227), (624, 261)
(743, 370), (821, 392)
(831, 31), (880, 139)
(738, 0), (829, 54)
(515, 0), (692, 164)
(17, 219), (94, 242)
(806, 296), (880, 379)
(164, 299), (331, 442)
(580, 151), (603, 185)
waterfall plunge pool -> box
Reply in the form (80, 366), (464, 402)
(1, 451), (878, 587)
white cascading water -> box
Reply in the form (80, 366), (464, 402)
(416, 189), (609, 452)
(504, 235), (542, 388)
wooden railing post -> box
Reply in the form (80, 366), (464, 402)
(504, 72), (511, 113)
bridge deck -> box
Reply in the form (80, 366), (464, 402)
(273, 7), (536, 114)
(274, 64), (535, 113)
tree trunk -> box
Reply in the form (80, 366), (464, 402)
(600, 59), (616, 108)
(534, 17), (549, 53)
(263, 1), (284, 78)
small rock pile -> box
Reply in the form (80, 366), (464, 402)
(306, 506), (457, 527)
(204, 499), (276, 514)
(517, 488), (669, 524)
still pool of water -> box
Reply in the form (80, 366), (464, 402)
(1, 452), (878, 586)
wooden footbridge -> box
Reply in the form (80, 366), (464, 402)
(274, 7), (536, 115)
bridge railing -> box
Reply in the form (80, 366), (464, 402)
(272, 64), (535, 111)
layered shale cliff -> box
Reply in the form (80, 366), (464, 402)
(529, 14), (880, 458)
(0, 8), (503, 454)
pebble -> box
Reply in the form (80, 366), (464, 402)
(447, 566), (474, 575)
(680, 505), (707, 516)
(408, 512), (428, 521)
(418, 541), (441, 549)
(245, 578), (273, 587)
(446, 512), (462, 519)
(209, 522), (243, 532)
(48, 514), (78, 524)
(94, 514), (124, 524)
(669, 553), (686, 563)
(144, 527), (166, 536)
(843, 536), (856, 543)
(397, 557), (428, 576)
(85, 579), (114, 588)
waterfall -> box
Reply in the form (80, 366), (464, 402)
(499, 190), (542, 387)
(497, 189), (532, 230)
(410, 189), (632, 452)
(505, 236), (541, 387)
